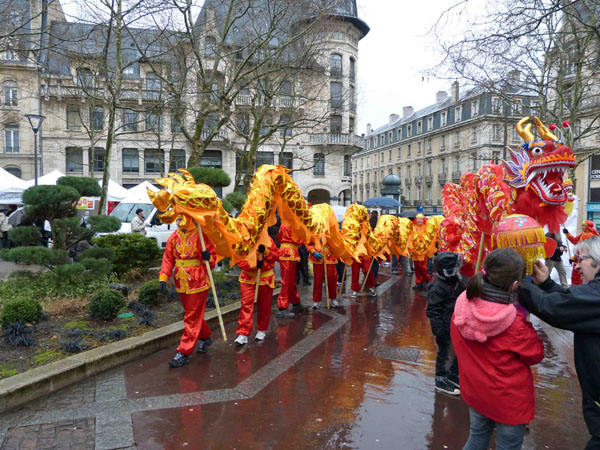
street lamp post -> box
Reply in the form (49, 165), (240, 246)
(25, 114), (45, 186)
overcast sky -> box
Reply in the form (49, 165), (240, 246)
(354, 0), (463, 135)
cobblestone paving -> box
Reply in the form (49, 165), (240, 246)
(2, 418), (95, 450)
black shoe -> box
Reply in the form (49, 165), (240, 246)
(291, 303), (308, 313)
(447, 373), (459, 388)
(435, 376), (460, 396)
(168, 352), (190, 368)
(197, 337), (213, 354)
(412, 283), (421, 289)
(276, 309), (295, 319)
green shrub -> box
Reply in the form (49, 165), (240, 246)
(78, 246), (115, 262)
(94, 233), (161, 275)
(1, 298), (43, 325)
(224, 192), (247, 211)
(7, 227), (41, 247)
(87, 215), (121, 233)
(55, 263), (85, 285)
(1, 247), (69, 267)
(22, 185), (80, 222)
(89, 289), (126, 320)
(138, 279), (166, 307)
(80, 257), (112, 278)
(57, 176), (102, 196)
(187, 167), (231, 188)
(54, 217), (93, 250)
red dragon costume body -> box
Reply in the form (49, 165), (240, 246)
(440, 117), (576, 276)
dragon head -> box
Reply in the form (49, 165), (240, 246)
(503, 117), (576, 205)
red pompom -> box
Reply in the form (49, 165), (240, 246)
(549, 124), (557, 130)
(562, 121), (571, 128)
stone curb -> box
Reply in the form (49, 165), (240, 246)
(0, 288), (280, 414)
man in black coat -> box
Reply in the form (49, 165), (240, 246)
(544, 231), (568, 288)
(426, 252), (466, 396)
(518, 236), (600, 450)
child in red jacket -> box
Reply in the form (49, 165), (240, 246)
(451, 248), (544, 449)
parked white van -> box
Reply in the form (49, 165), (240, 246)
(108, 181), (172, 249)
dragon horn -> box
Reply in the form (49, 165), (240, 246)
(516, 117), (535, 142)
(534, 116), (559, 141)
(179, 168), (195, 183)
(168, 172), (187, 185)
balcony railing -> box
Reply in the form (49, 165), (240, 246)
(415, 175), (423, 185)
(423, 200), (432, 206)
(404, 177), (412, 186)
(309, 133), (362, 146)
(201, 129), (226, 141)
(452, 171), (462, 183)
(424, 175), (433, 185)
(438, 172), (447, 184)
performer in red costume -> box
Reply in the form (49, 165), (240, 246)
(410, 213), (437, 289)
(564, 220), (599, 285)
(350, 256), (376, 297)
(308, 243), (339, 309)
(276, 223), (308, 318)
(234, 238), (280, 345)
(159, 216), (216, 368)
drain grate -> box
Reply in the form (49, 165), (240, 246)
(374, 346), (420, 362)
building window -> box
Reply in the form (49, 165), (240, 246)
(330, 53), (342, 77)
(0, 49), (18, 61)
(330, 82), (343, 109)
(344, 155), (350, 176)
(90, 106), (104, 130)
(388, 149), (392, 161)
(427, 139), (432, 154)
(441, 110), (447, 127)
(455, 105), (462, 122)
(314, 153), (325, 175)
(171, 112), (182, 133)
(441, 134), (446, 150)
(492, 151), (501, 164)
(407, 144), (412, 157)
(530, 100), (539, 117)
(511, 100), (521, 115)
(236, 113), (250, 135)
(3, 81), (18, 106)
(455, 155), (460, 171)
(205, 36), (217, 57)
(512, 127), (520, 142)
(492, 124), (502, 142)
(146, 111), (163, 132)
(89, 147), (105, 172)
(417, 142), (422, 156)
(144, 149), (164, 173)
(427, 116), (433, 131)
(330, 115), (343, 134)
(122, 148), (139, 173)
(349, 117), (355, 135)
(454, 131), (461, 148)
(65, 147), (83, 172)
(123, 62), (138, 78)
(256, 151), (274, 168)
(201, 150), (222, 168)
(146, 73), (162, 92)
(492, 97), (501, 114)
(4, 167), (21, 178)
(76, 68), (93, 88)
(472, 100), (479, 116)
(349, 58), (355, 83)
(472, 152), (477, 171)
(67, 105), (82, 130)
(280, 152), (293, 170)
(169, 149), (186, 171)
(4, 123), (19, 153)
(123, 109), (138, 132)
(440, 157), (446, 173)
(407, 124), (412, 137)
(471, 126), (478, 144)
(417, 120), (422, 134)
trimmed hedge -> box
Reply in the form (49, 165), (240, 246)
(94, 233), (161, 275)
(138, 279), (166, 307)
(89, 289), (126, 320)
(1, 298), (43, 326)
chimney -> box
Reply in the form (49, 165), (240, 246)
(366, 123), (372, 135)
(389, 113), (399, 124)
(436, 91), (448, 103)
(451, 81), (459, 102)
(508, 69), (520, 86)
(402, 106), (414, 119)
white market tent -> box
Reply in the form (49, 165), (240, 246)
(25, 169), (65, 187)
(0, 167), (29, 190)
(99, 179), (130, 202)
(120, 181), (159, 203)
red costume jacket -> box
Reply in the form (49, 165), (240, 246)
(277, 224), (300, 262)
(159, 228), (216, 294)
(238, 239), (280, 288)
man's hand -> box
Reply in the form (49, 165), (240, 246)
(258, 244), (266, 253)
(256, 260), (264, 269)
(159, 281), (167, 294)
(313, 251), (322, 260)
(531, 260), (550, 285)
(563, 228), (569, 235)
(201, 250), (211, 261)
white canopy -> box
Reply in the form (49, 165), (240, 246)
(0, 167), (28, 190)
(99, 179), (130, 202)
(25, 170), (65, 187)
(120, 181), (159, 203)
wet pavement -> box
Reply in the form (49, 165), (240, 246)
(0, 266), (590, 449)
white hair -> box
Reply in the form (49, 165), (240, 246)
(575, 236), (600, 266)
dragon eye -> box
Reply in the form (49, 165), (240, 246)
(530, 147), (543, 156)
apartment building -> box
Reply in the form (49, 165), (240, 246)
(353, 82), (536, 213)
(0, 0), (369, 205)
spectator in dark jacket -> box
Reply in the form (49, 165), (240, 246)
(544, 231), (568, 288)
(518, 236), (600, 450)
(427, 252), (466, 396)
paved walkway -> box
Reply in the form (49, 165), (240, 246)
(0, 268), (590, 449)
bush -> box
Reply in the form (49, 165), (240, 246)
(57, 176), (102, 197)
(1, 247), (69, 267)
(80, 258), (112, 278)
(22, 185), (80, 222)
(87, 215), (121, 233)
(138, 279), (166, 307)
(94, 233), (161, 275)
(1, 298), (43, 325)
(78, 246), (115, 262)
(224, 192), (247, 211)
(55, 263), (85, 285)
(89, 289), (126, 320)
(7, 227), (41, 247)
(2, 321), (35, 347)
(187, 167), (231, 187)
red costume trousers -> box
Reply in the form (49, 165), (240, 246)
(237, 283), (273, 336)
(177, 292), (211, 356)
(351, 259), (376, 292)
(313, 263), (337, 302)
(414, 259), (430, 284)
(278, 260), (300, 309)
